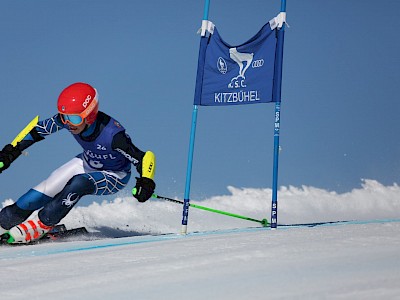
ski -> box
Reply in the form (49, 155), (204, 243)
(0, 224), (89, 245)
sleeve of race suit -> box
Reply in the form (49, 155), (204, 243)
(17, 114), (64, 152)
(111, 131), (156, 179)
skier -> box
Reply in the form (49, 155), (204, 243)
(0, 82), (156, 244)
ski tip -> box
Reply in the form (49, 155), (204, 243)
(0, 233), (14, 244)
(6, 235), (15, 244)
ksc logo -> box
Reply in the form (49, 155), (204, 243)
(217, 57), (227, 74)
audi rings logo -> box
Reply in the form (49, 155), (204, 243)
(217, 57), (228, 74)
(252, 59), (264, 68)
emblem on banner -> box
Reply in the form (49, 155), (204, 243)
(217, 57), (228, 74)
(228, 47), (254, 88)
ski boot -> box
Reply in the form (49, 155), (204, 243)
(7, 217), (53, 244)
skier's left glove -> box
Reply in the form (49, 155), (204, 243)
(133, 177), (156, 202)
(0, 144), (22, 174)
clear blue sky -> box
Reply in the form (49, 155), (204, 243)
(0, 0), (399, 205)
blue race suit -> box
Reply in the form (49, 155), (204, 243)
(0, 111), (146, 228)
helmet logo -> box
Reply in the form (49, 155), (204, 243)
(82, 95), (92, 108)
(61, 106), (66, 112)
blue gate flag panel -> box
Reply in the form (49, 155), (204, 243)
(194, 21), (278, 106)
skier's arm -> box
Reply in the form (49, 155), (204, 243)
(0, 114), (64, 173)
(18, 114), (64, 151)
(112, 131), (156, 202)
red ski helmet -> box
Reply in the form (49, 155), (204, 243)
(57, 82), (99, 125)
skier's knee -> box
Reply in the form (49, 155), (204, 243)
(38, 175), (95, 226)
(64, 174), (96, 196)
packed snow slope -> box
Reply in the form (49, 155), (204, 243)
(1, 179), (400, 300)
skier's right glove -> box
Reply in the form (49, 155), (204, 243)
(0, 144), (22, 174)
(133, 177), (156, 203)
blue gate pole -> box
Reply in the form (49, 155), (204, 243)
(271, 0), (286, 229)
(181, 0), (211, 234)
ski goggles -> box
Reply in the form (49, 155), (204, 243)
(60, 114), (85, 126)
(60, 98), (98, 126)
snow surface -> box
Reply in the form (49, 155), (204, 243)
(1, 179), (400, 299)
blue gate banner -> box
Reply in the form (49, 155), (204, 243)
(194, 21), (279, 106)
